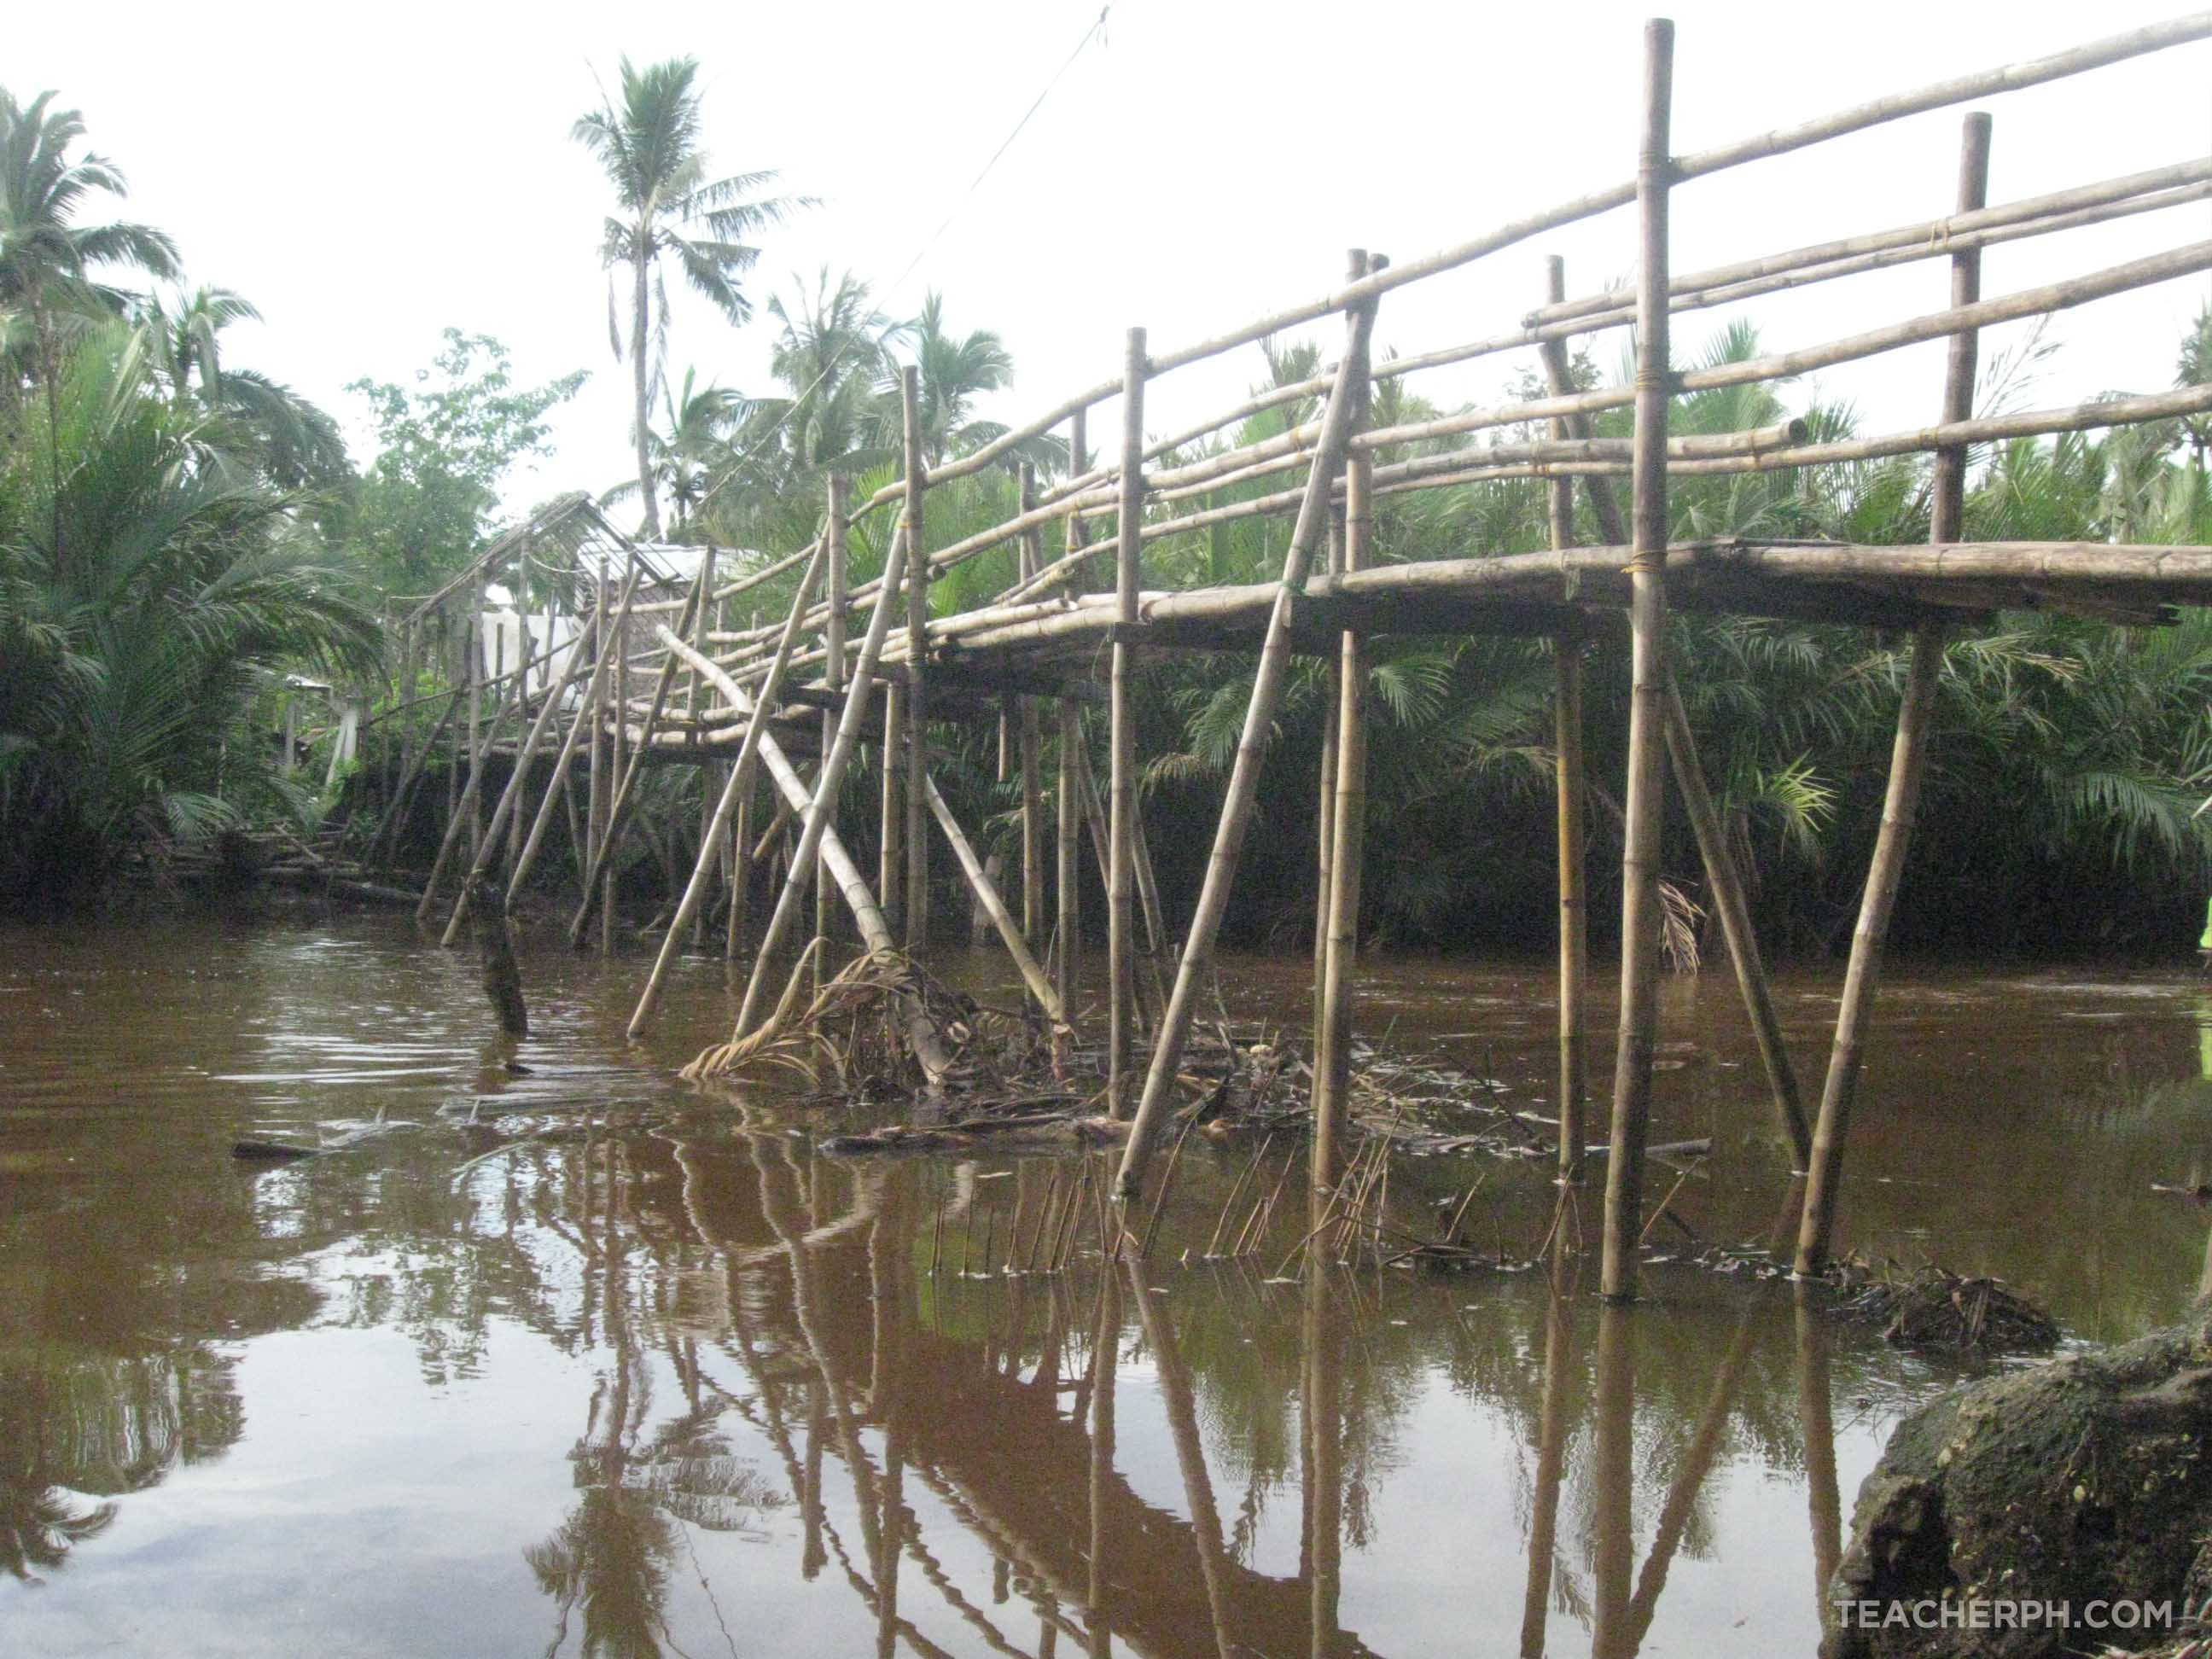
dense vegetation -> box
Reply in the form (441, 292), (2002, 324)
(4, 68), (2211, 957)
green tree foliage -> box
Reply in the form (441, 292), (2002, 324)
(0, 326), (380, 907)
(346, 330), (586, 591)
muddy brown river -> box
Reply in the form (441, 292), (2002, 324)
(3, 912), (2209, 1656)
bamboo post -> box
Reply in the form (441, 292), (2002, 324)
(1313, 251), (1377, 1196)
(437, 607), (609, 946)
(1113, 277), (1381, 1199)
(1017, 466), (1046, 948)
(467, 573), (486, 859)
(690, 544), (719, 947)
(585, 564), (610, 900)
(601, 553), (632, 955)
(880, 679), (904, 935)
(1796, 114), (1990, 1278)
(900, 366), (930, 953)
(564, 562), (711, 946)
(1109, 328), (1146, 1115)
(413, 632), (542, 924)
(818, 477), (849, 971)
(1313, 512), (1341, 1042)
(1600, 20), (1676, 1304)
(1662, 682), (1812, 1167)
(504, 572), (642, 911)
(923, 776), (1070, 1029)
(727, 536), (911, 1038)
(626, 541), (830, 1039)
(1537, 257), (1592, 1185)
(1056, 700), (1081, 1015)
(726, 783), (751, 958)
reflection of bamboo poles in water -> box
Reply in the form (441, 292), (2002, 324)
(1302, 1265), (1343, 1659)
(1086, 1266), (1119, 1659)
(1796, 1281), (1842, 1641)
(1518, 1278), (1579, 1658)
(1589, 1304), (1636, 1659)
(1128, 1260), (1238, 1659)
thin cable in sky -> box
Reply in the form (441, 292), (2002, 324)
(689, 3), (1114, 527)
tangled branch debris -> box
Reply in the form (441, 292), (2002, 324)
(1833, 1257), (2061, 1354)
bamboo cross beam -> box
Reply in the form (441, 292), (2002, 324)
(1112, 269), (1382, 1201)
(504, 566), (645, 910)
(626, 539), (830, 1039)
(921, 775), (1070, 1031)
(564, 561), (713, 946)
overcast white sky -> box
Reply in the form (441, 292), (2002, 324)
(15, 1), (2212, 527)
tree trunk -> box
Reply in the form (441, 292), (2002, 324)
(632, 228), (661, 539)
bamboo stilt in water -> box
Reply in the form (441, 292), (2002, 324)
(1056, 700), (1081, 1014)
(1114, 280), (1381, 1200)
(1600, 20), (1676, 1303)
(625, 541), (830, 1039)
(1312, 513), (1341, 1046)
(880, 680), (904, 934)
(504, 571), (643, 911)
(901, 367), (930, 953)
(818, 478), (849, 975)
(1313, 250), (1377, 1197)
(1517, 1278), (1575, 1658)
(414, 632), (543, 924)
(1017, 465), (1046, 948)
(1301, 1257), (1345, 1659)
(1796, 112), (1989, 1278)
(726, 783), (751, 958)
(469, 875), (527, 1038)
(468, 573), (486, 859)
(922, 775), (1070, 1029)
(585, 567), (610, 903)
(690, 544), (718, 948)
(565, 562), (711, 946)
(1589, 1301), (1637, 1658)
(1109, 328), (1146, 1115)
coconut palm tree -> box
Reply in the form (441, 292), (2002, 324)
(760, 265), (906, 477)
(571, 57), (810, 539)
(0, 88), (178, 405)
(602, 367), (742, 533)
(141, 285), (349, 490)
(896, 289), (1016, 466)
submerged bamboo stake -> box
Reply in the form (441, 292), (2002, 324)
(1016, 466), (1045, 947)
(625, 541), (829, 1039)
(901, 366), (930, 953)
(922, 776), (1069, 1029)
(1540, 256), (1592, 1186)
(1313, 250), (1377, 1196)
(1796, 113), (1991, 1278)
(1113, 276), (1380, 1199)
(504, 570), (643, 911)
(1109, 328), (1146, 1115)
(1601, 20), (1675, 1304)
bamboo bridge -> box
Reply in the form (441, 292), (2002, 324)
(364, 13), (2212, 1302)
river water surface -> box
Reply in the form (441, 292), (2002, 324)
(3, 912), (2209, 1656)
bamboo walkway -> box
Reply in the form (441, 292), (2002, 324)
(372, 13), (2212, 1301)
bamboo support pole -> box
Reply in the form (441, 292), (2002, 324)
(1109, 329), (1146, 1115)
(901, 367), (930, 953)
(1017, 466), (1046, 947)
(922, 776), (1070, 1029)
(564, 562), (711, 946)
(504, 570), (643, 911)
(1113, 273), (1381, 1200)
(601, 554), (633, 954)
(1540, 255), (1592, 1186)
(727, 783), (751, 959)
(413, 627), (546, 925)
(585, 567), (609, 898)
(1071, 743), (1164, 1024)
(819, 477), (849, 970)
(1312, 512), (1340, 1045)
(690, 544), (719, 948)
(435, 607), (608, 946)
(1662, 681), (1812, 1167)
(1601, 19), (1675, 1304)
(1056, 700), (1081, 1016)
(1313, 250), (1377, 1196)
(1796, 112), (1991, 1278)
(879, 680), (904, 932)
(727, 538), (911, 1039)
(467, 573), (486, 858)
(626, 541), (830, 1039)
